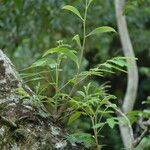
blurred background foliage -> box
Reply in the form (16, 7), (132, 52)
(0, 0), (150, 149)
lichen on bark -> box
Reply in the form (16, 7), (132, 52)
(0, 49), (84, 150)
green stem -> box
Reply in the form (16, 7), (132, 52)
(91, 116), (101, 150)
(98, 107), (109, 125)
(69, 0), (88, 96)
(58, 75), (88, 92)
(78, 2), (88, 71)
(53, 55), (61, 117)
(56, 0), (89, 119)
(47, 66), (55, 84)
(55, 55), (61, 93)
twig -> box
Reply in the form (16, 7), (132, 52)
(133, 127), (148, 147)
(108, 102), (134, 147)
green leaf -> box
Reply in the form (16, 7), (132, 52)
(87, 26), (116, 37)
(108, 59), (127, 67)
(68, 111), (82, 125)
(89, 0), (94, 5)
(98, 69), (115, 74)
(127, 110), (142, 117)
(107, 118), (118, 129)
(63, 50), (79, 67)
(108, 103), (117, 109)
(72, 34), (81, 48)
(43, 47), (68, 56)
(98, 110), (114, 114)
(88, 0), (94, 7)
(62, 5), (83, 21)
(65, 132), (95, 148)
(43, 47), (79, 67)
(92, 123), (106, 129)
(77, 91), (85, 97)
(20, 71), (49, 78)
(68, 99), (79, 107)
(110, 65), (127, 73)
(102, 63), (112, 68)
(16, 87), (29, 97)
(79, 71), (104, 77)
(84, 107), (94, 115)
(24, 77), (45, 83)
(30, 58), (57, 69)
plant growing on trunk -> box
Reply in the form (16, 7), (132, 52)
(22, 0), (133, 149)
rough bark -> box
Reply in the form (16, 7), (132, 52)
(115, 0), (139, 148)
(0, 49), (84, 150)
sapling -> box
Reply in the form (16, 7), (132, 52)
(21, 0), (134, 149)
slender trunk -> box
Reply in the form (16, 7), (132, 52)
(115, 0), (139, 148)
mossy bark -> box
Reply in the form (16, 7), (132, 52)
(0, 49), (84, 150)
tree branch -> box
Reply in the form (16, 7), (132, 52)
(115, 0), (139, 148)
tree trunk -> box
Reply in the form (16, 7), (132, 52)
(0, 49), (84, 150)
(115, 0), (139, 148)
